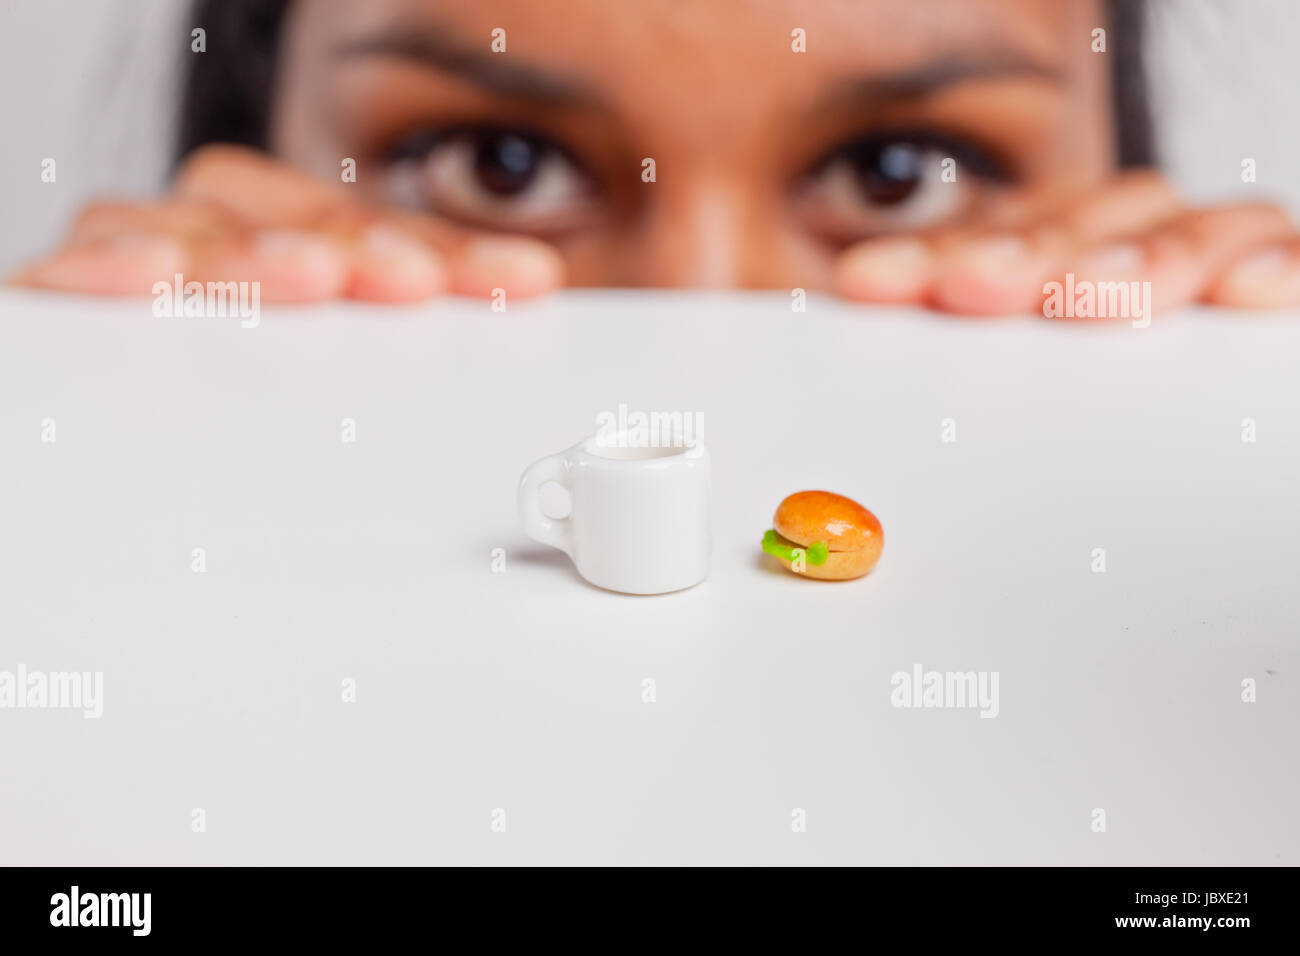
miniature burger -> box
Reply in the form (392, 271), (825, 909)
(761, 491), (884, 580)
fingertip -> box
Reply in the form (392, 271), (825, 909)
(202, 231), (349, 303)
(1040, 242), (1149, 322)
(832, 237), (931, 304)
(1205, 244), (1300, 309)
(449, 236), (564, 299)
(930, 236), (1046, 316)
(346, 226), (447, 303)
(10, 235), (188, 296)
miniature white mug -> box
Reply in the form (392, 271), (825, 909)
(518, 432), (711, 594)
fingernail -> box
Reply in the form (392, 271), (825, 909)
(929, 234), (1048, 315)
(362, 226), (432, 259)
(13, 235), (186, 295)
(1074, 242), (1145, 277)
(255, 230), (345, 268)
(456, 236), (563, 296)
(950, 235), (1031, 279)
(1225, 248), (1290, 280)
(1212, 247), (1300, 308)
(359, 226), (442, 276)
(835, 237), (931, 301)
(105, 233), (187, 261)
(349, 226), (445, 302)
(463, 236), (562, 275)
(245, 230), (348, 301)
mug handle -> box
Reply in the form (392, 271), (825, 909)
(518, 453), (575, 556)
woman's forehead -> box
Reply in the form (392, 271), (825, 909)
(299, 0), (1091, 81)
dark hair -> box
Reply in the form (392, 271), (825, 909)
(177, 0), (1154, 168)
(176, 0), (293, 162)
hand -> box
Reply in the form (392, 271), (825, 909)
(11, 145), (564, 303)
(832, 170), (1300, 315)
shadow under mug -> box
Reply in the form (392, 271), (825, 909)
(518, 432), (711, 594)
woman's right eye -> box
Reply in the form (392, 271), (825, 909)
(382, 128), (596, 234)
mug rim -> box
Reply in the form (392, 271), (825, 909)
(573, 430), (707, 464)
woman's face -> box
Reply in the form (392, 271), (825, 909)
(271, 0), (1114, 289)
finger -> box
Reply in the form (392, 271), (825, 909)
(927, 170), (1183, 315)
(331, 200), (560, 299)
(175, 144), (443, 297)
(21, 143), (560, 303)
(20, 196), (446, 304)
(178, 146), (563, 298)
(10, 234), (188, 296)
(1204, 237), (1300, 310)
(173, 144), (348, 226)
(833, 169), (1183, 313)
(832, 237), (933, 305)
(190, 230), (352, 304)
(31, 200), (351, 305)
(62, 198), (241, 247)
(10, 195), (251, 296)
(1060, 203), (1297, 316)
(9, 197), (235, 295)
(1028, 169), (1181, 243)
(344, 225), (447, 303)
(442, 235), (565, 299)
(182, 160), (561, 299)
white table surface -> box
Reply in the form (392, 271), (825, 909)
(1, 288), (1297, 866)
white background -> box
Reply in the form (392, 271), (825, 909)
(1, 290), (1297, 865)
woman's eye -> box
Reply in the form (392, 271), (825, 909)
(383, 128), (595, 233)
(797, 133), (1008, 240)
(855, 140), (931, 206)
(472, 133), (545, 196)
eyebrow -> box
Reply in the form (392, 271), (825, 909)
(821, 53), (1065, 107)
(333, 26), (607, 109)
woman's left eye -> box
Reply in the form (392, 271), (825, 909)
(797, 132), (1010, 240)
(382, 128), (595, 233)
